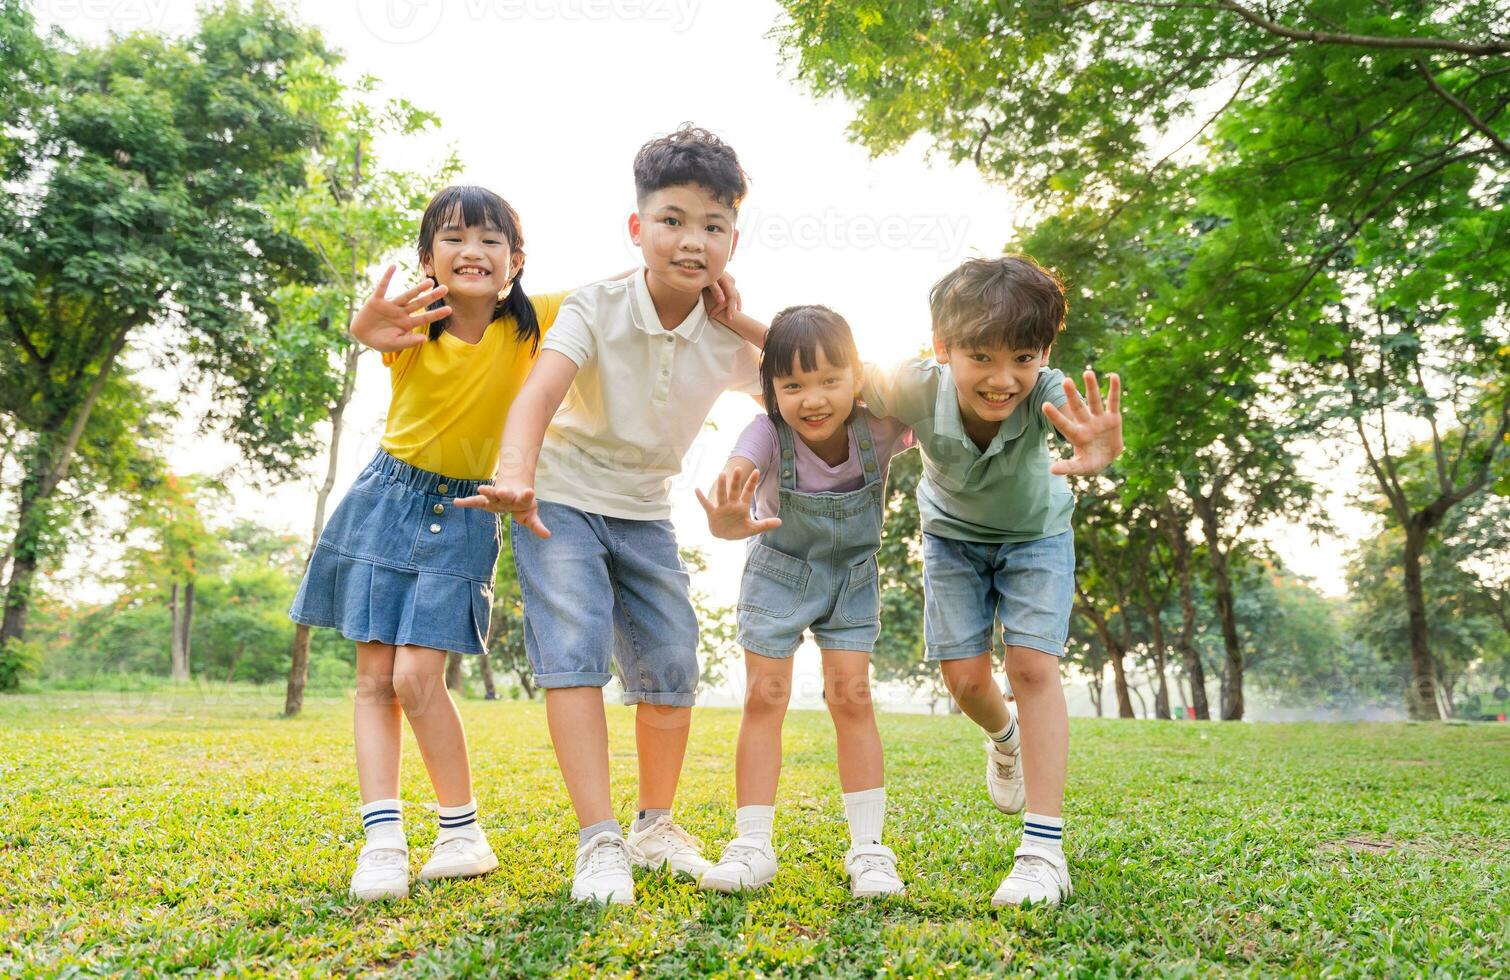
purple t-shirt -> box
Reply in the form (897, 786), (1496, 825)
(729, 409), (915, 520)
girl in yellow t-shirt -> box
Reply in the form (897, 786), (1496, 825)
(289, 185), (564, 901)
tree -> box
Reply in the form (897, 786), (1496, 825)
(273, 73), (457, 717)
(0, 2), (336, 646)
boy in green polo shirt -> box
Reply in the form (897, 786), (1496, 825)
(861, 255), (1123, 907)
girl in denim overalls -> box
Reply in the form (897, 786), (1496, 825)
(695, 305), (913, 898)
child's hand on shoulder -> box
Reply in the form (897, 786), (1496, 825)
(1045, 369), (1123, 477)
(703, 273), (741, 325)
(696, 467), (781, 540)
(351, 265), (453, 352)
(454, 483), (550, 538)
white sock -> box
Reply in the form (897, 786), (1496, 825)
(735, 804), (775, 845)
(988, 704), (1020, 753)
(435, 798), (480, 843)
(1022, 812), (1063, 855)
(361, 798), (405, 850)
(842, 787), (886, 846)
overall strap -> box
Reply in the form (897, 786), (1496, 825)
(852, 412), (882, 486)
(773, 416), (800, 492)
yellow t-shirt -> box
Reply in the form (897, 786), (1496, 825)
(380, 292), (567, 479)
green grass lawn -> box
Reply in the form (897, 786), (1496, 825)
(2, 688), (1506, 977)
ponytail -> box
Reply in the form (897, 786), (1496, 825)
(497, 270), (541, 355)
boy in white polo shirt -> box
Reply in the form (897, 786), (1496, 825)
(457, 125), (762, 904)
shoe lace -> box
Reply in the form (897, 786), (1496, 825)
(718, 843), (766, 872)
(588, 836), (638, 876)
(1009, 853), (1052, 884)
(649, 819), (704, 854)
(991, 746), (1020, 781)
(852, 852), (894, 878)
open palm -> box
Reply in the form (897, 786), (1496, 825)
(696, 468), (782, 540)
(351, 265), (452, 352)
(1043, 370), (1123, 477)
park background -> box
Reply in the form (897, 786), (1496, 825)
(2, 1), (1508, 974)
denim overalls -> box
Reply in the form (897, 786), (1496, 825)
(735, 413), (887, 658)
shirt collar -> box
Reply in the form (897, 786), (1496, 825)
(630, 267), (708, 342)
(933, 362), (1029, 457)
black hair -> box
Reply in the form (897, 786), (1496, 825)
(416, 185), (540, 351)
(633, 124), (749, 210)
(929, 254), (1066, 353)
(759, 305), (863, 419)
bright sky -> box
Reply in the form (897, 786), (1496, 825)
(39, 0), (1376, 707)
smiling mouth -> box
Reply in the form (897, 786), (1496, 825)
(979, 392), (1016, 408)
(453, 265), (491, 278)
(800, 413), (832, 426)
(672, 259), (705, 271)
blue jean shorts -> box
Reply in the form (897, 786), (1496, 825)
(922, 530), (1075, 660)
(288, 449), (500, 655)
(510, 501), (699, 706)
(736, 546), (881, 658)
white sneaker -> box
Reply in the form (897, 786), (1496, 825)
(349, 843), (409, 900)
(991, 843), (1072, 907)
(418, 828), (499, 881)
(572, 832), (638, 905)
(627, 816), (714, 881)
(986, 739), (1026, 814)
(844, 842), (905, 898)
(699, 836), (778, 893)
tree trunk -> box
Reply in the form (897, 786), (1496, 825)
(1400, 526), (1443, 721)
(180, 578), (194, 676)
(1088, 660), (1105, 717)
(1129, 683), (1149, 719)
(445, 651), (464, 693)
(169, 581), (188, 681)
(1166, 516), (1210, 720)
(1139, 579), (1172, 720)
(478, 651), (498, 700)
(285, 340), (362, 718)
(1082, 605), (1134, 718)
(1195, 499), (1244, 721)
(0, 327), (132, 646)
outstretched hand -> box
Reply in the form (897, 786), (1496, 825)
(1043, 370), (1123, 477)
(454, 484), (550, 539)
(351, 265), (453, 352)
(696, 468), (781, 540)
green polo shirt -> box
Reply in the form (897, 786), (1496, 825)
(863, 359), (1073, 543)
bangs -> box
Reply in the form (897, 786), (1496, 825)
(418, 185), (519, 256)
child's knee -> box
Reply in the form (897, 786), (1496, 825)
(824, 673), (874, 723)
(940, 657), (992, 699)
(744, 671), (791, 718)
(1005, 647), (1061, 690)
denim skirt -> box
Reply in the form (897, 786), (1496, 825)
(288, 449), (500, 655)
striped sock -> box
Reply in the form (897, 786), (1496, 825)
(633, 807), (671, 832)
(361, 798), (404, 850)
(1022, 812), (1063, 854)
(435, 798), (479, 842)
(988, 708), (1020, 753)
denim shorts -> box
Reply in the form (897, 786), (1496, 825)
(510, 501), (699, 706)
(736, 546), (881, 658)
(922, 530), (1075, 660)
(288, 449), (500, 655)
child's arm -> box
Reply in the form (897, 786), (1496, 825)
(1044, 369), (1124, 476)
(452, 350), (580, 537)
(350, 266), (452, 352)
(709, 308), (768, 350)
(696, 457), (782, 540)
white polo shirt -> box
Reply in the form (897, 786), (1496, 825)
(534, 269), (762, 520)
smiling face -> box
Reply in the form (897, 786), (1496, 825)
(628, 183), (738, 296)
(772, 347), (861, 450)
(421, 215), (522, 303)
(934, 337), (1049, 428)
